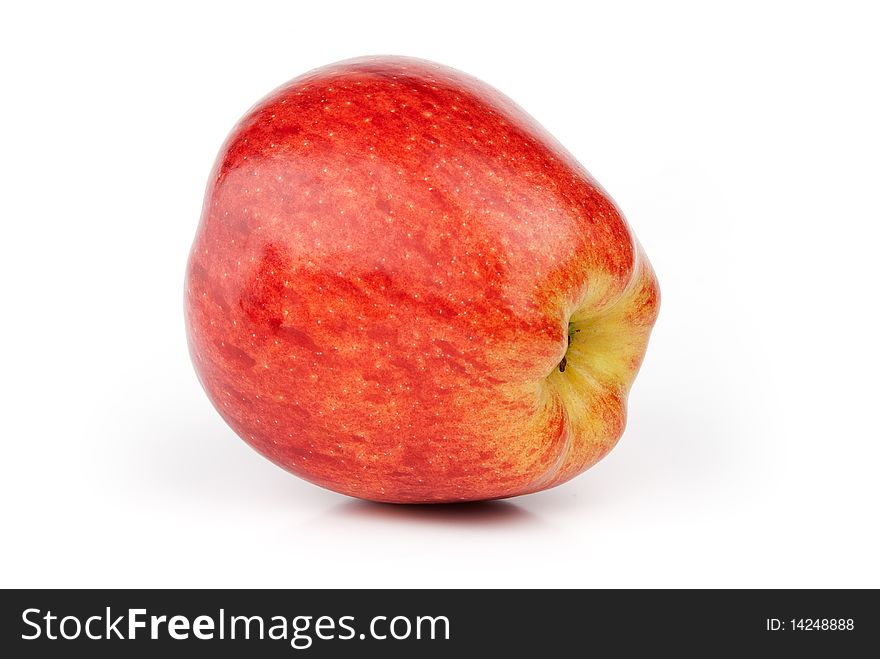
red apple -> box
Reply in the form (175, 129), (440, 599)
(185, 56), (659, 503)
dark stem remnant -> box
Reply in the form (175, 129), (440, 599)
(558, 327), (580, 373)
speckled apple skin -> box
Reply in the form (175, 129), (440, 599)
(185, 56), (659, 503)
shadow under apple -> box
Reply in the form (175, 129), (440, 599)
(326, 498), (540, 528)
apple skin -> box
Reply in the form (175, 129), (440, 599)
(185, 56), (659, 503)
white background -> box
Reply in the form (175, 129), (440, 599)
(2, 1), (878, 588)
